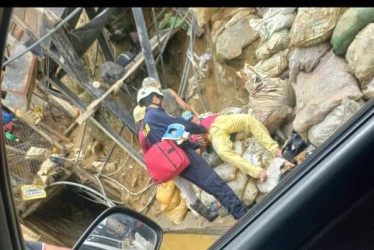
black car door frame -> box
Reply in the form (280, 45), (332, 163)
(0, 7), (25, 250)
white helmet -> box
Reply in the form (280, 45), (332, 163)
(137, 86), (164, 106)
(142, 77), (161, 89)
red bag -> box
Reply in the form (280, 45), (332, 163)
(143, 140), (190, 184)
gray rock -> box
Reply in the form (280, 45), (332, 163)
(216, 19), (258, 60)
(100, 61), (126, 84)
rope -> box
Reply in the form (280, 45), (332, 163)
(94, 174), (107, 201)
(100, 174), (155, 196)
(97, 123), (125, 176)
(187, 18), (208, 112)
(138, 185), (157, 213)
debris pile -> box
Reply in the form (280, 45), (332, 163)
(1, 7), (373, 244)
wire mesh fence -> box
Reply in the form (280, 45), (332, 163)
(4, 90), (75, 212)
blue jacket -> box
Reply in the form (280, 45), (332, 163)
(143, 107), (207, 149)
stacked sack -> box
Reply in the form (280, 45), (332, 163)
(156, 180), (188, 225)
(289, 7), (371, 146)
(233, 8), (298, 137)
(236, 7), (371, 147)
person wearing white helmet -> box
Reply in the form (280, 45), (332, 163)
(132, 104), (218, 222)
(137, 84), (247, 220)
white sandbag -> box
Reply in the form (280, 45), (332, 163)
(202, 151), (223, 167)
(308, 98), (363, 147)
(25, 147), (51, 160)
(288, 43), (331, 83)
(257, 157), (285, 193)
(233, 140), (245, 156)
(256, 29), (290, 60)
(200, 191), (217, 208)
(346, 23), (374, 87)
(363, 78), (374, 100)
(250, 50), (289, 81)
(255, 192), (267, 203)
(246, 77), (294, 123)
(218, 107), (245, 115)
(243, 137), (267, 167)
(214, 162), (237, 182)
(293, 50), (363, 134)
(227, 172), (248, 199)
(250, 8), (296, 41)
(242, 178), (259, 206)
(289, 8), (344, 48)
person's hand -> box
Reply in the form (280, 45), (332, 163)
(197, 135), (207, 148)
(258, 170), (267, 183)
(275, 148), (283, 157)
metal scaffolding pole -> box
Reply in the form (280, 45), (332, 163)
(132, 8), (160, 82)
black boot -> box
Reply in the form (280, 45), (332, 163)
(191, 199), (219, 222)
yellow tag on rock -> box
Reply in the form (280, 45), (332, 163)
(21, 185), (46, 200)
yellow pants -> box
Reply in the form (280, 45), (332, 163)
(209, 114), (279, 179)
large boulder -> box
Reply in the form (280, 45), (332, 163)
(216, 19), (258, 60)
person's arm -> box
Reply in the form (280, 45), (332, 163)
(149, 110), (207, 135)
(246, 114), (280, 157)
(169, 89), (192, 112)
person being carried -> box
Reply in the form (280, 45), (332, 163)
(137, 85), (247, 220)
(133, 105), (218, 222)
(181, 111), (284, 183)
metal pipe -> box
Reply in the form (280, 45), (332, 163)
(132, 8), (160, 82)
(3, 7), (83, 67)
(152, 8), (167, 88)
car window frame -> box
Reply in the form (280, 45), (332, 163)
(0, 7), (26, 250)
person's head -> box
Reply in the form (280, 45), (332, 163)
(137, 86), (164, 107)
(133, 105), (146, 124)
(142, 77), (161, 89)
(182, 111), (199, 124)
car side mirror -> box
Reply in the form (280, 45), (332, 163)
(73, 206), (163, 250)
